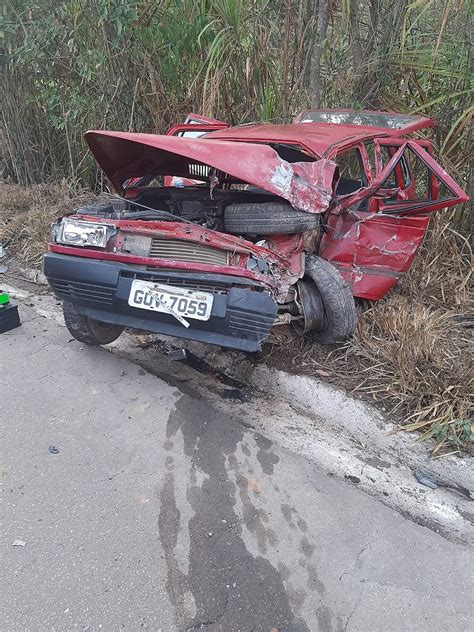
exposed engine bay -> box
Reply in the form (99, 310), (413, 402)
(75, 186), (287, 235)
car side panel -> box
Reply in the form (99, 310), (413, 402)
(320, 209), (430, 300)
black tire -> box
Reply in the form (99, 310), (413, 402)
(224, 202), (320, 235)
(63, 301), (124, 345)
(302, 255), (357, 344)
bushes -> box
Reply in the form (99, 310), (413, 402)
(1, 1), (472, 223)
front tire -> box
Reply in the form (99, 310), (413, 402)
(63, 301), (124, 345)
(295, 255), (357, 344)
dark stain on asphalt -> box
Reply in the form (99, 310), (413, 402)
(241, 443), (251, 457)
(300, 536), (315, 558)
(235, 474), (278, 554)
(300, 558), (334, 631)
(316, 605), (335, 632)
(302, 559), (326, 595)
(157, 459), (187, 630)
(281, 503), (298, 530)
(255, 433), (280, 475)
(158, 394), (310, 631)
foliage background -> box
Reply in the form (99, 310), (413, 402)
(1, 0), (472, 226)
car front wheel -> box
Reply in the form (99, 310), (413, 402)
(63, 301), (124, 345)
(293, 255), (357, 344)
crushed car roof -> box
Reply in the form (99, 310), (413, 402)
(205, 113), (435, 157)
(85, 110), (435, 196)
(293, 108), (434, 132)
(204, 123), (382, 157)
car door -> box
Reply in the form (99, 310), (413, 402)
(337, 140), (467, 215)
(319, 140), (468, 300)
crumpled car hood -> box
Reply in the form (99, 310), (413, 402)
(85, 130), (338, 214)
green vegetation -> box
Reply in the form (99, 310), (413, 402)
(2, 1), (472, 223)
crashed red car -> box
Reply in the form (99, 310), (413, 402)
(43, 109), (468, 352)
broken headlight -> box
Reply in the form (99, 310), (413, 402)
(54, 218), (113, 248)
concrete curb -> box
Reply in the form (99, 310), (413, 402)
(243, 365), (473, 544)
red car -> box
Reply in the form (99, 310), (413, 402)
(43, 109), (468, 352)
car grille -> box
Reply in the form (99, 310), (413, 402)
(227, 307), (275, 339)
(149, 238), (229, 266)
(49, 279), (114, 307)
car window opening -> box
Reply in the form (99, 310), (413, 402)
(335, 148), (366, 195)
(299, 110), (424, 130)
(379, 146), (459, 212)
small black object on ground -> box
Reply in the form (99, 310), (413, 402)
(0, 291), (21, 333)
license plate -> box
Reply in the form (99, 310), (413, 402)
(128, 280), (214, 327)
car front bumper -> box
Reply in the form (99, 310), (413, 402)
(43, 252), (277, 351)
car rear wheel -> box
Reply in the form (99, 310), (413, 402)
(293, 255), (357, 344)
(224, 202), (320, 235)
(63, 301), (124, 345)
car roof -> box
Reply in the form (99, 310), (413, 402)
(205, 111), (434, 157)
(204, 123), (385, 157)
(294, 108), (434, 131)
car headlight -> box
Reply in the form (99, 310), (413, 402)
(55, 219), (113, 248)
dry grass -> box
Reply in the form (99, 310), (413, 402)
(1, 180), (472, 453)
(266, 216), (473, 455)
(0, 180), (101, 267)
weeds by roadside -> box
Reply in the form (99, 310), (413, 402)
(0, 180), (101, 267)
(1, 180), (472, 454)
(266, 216), (473, 455)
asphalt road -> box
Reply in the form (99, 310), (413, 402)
(1, 303), (472, 631)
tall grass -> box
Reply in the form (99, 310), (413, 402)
(2, 1), (471, 226)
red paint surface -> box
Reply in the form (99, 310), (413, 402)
(320, 210), (430, 299)
(76, 114), (469, 303)
(85, 130), (338, 213)
(49, 242), (279, 286)
(50, 219), (306, 299)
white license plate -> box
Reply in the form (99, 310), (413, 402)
(128, 280), (214, 327)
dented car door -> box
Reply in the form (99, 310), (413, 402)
(320, 141), (468, 300)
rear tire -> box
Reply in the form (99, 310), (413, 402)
(224, 202), (320, 235)
(63, 301), (124, 345)
(298, 255), (357, 344)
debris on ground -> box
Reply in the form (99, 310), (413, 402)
(0, 243), (7, 273)
(0, 291), (21, 333)
(414, 467), (438, 489)
(168, 348), (187, 361)
(345, 475), (361, 484)
(415, 467), (473, 500)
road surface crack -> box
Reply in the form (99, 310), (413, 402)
(343, 591), (363, 631)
